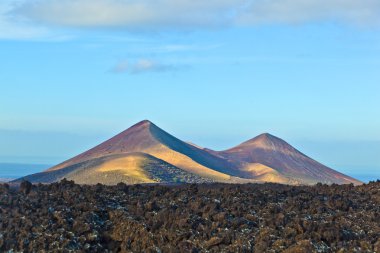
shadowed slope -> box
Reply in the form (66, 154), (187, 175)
(219, 133), (362, 185)
(47, 120), (238, 181)
(18, 121), (361, 185)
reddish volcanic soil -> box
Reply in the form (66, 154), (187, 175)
(219, 133), (361, 185)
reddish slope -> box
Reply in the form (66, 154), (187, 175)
(218, 133), (362, 185)
(48, 120), (242, 180)
(22, 121), (361, 185)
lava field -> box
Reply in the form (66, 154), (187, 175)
(0, 180), (379, 252)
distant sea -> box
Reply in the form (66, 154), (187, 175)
(347, 173), (380, 183)
(0, 163), (51, 182)
(334, 165), (380, 183)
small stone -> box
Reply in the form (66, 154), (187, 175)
(205, 237), (224, 249)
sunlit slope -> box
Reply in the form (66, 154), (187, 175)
(241, 163), (297, 184)
(18, 153), (214, 185)
(19, 120), (362, 185)
(47, 120), (238, 181)
(219, 133), (362, 185)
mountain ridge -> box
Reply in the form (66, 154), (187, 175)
(17, 120), (362, 185)
(218, 132), (361, 185)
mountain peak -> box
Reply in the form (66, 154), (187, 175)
(123, 120), (161, 135)
(224, 132), (297, 155)
(132, 119), (154, 128)
(256, 132), (277, 140)
(259, 132), (272, 136)
(113, 120), (155, 139)
(241, 133), (284, 146)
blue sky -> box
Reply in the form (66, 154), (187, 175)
(0, 0), (379, 180)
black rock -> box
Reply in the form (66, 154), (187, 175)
(19, 180), (32, 195)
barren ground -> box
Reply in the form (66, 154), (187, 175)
(0, 180), (379, 252)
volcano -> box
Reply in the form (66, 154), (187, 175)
(217, 133), (362, 185)
(17, 120), (361, 185)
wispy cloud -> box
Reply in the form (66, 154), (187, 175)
(14, 0), (380, 29)
(0, 2), (48, 40)
(239, 0), (380, 26)
(1, 0), (380, 40)
(14, 0), (240, 30)
(151, 44), (223, 53)
(111, 59), (179, 74)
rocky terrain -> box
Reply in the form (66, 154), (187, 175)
(1, 180), (379, 252)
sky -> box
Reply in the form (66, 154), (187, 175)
(0, 0), (379, 181)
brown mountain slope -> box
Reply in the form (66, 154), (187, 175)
(218, 133), (362, 185)
(17, 121), (361, 185)
(18, 153), (214, 185)
(47, 120), (244, 181)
